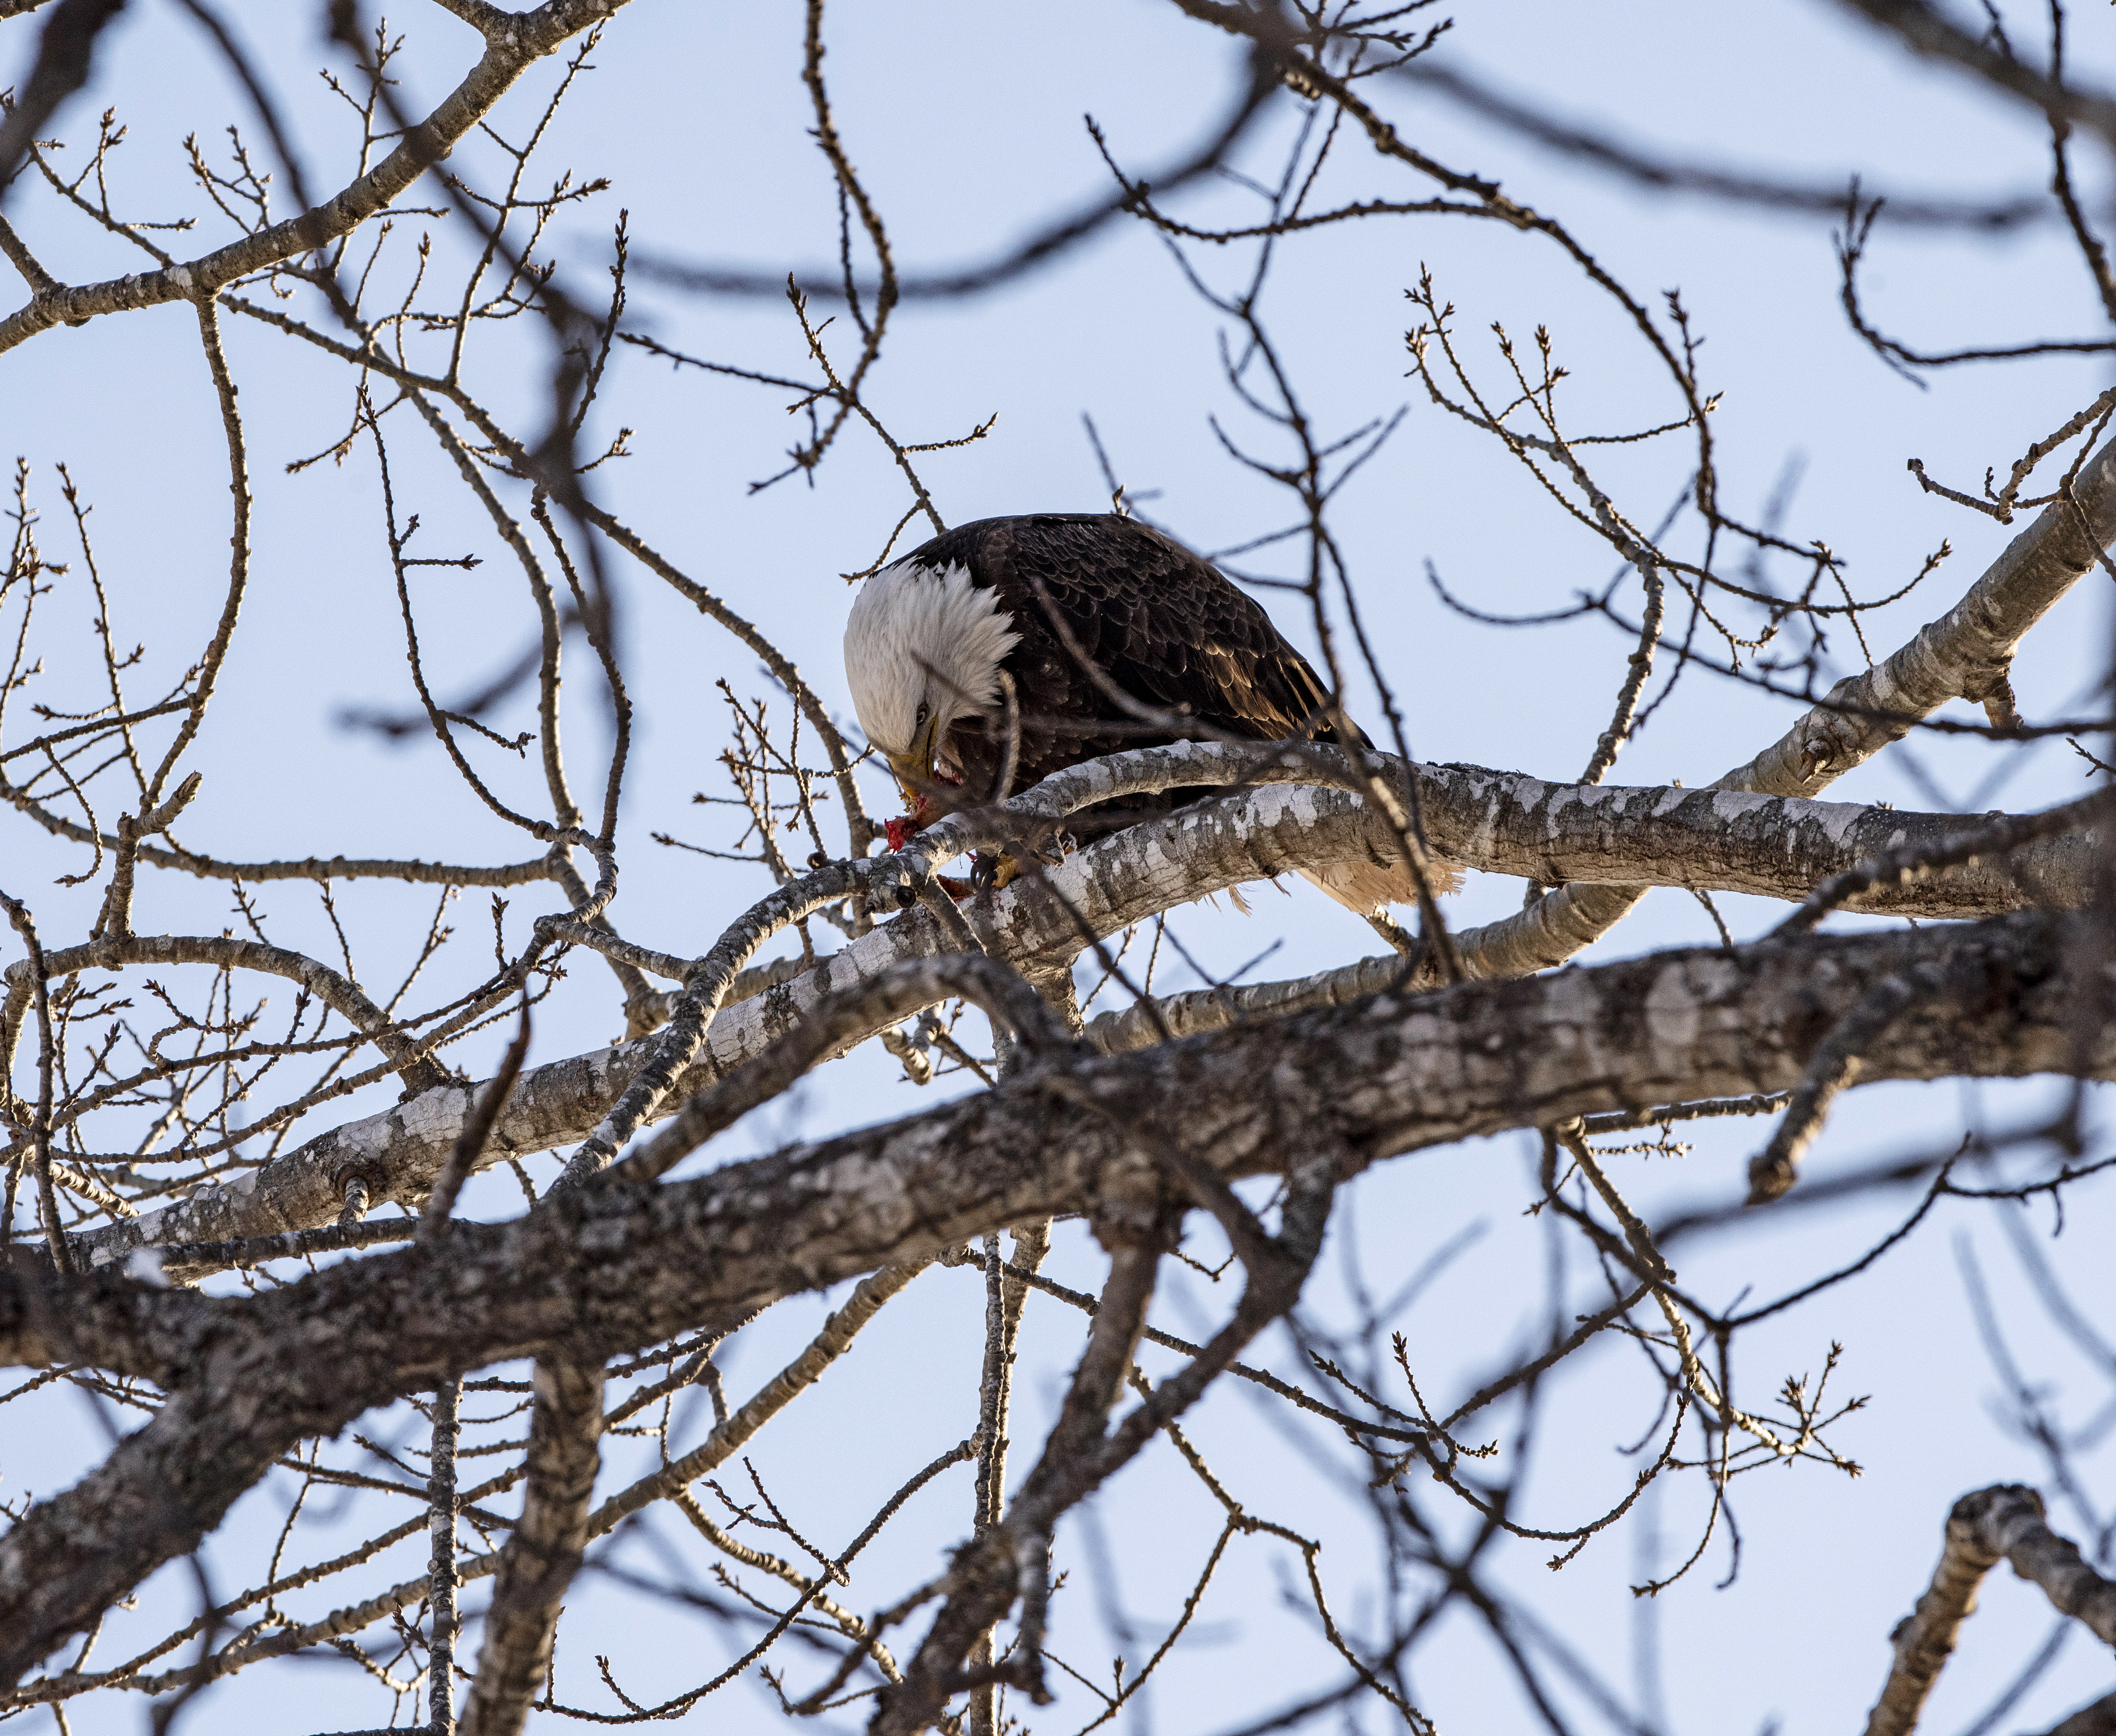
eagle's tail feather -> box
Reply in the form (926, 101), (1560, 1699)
(1299, 855), (1463, 919)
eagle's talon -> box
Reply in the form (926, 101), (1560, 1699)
(971, 852), (1020, 893)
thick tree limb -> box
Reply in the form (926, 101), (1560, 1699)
(1747, 966), (1939, 1203)
(2044, 1691), (2116, 1736)
(1865, 1485), (2116, 1736)
(458, 1357), (604, 1736)
(902, 743), (2103, 919)
(609, 954), (1080, 1186)
(1440, 429), (2116, 980)
(1085, 952), (1414, 1054)
(58, 750), (2108, 1267)
(1099, 747), (2102, 1049)
(2, 910), (2108, 1680)
(6, 1258), (926, 1707)
(1773, 789), (2116, 938)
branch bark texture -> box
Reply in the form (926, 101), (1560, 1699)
(2, 911), (2107, 1681)
(1444, 430), (2116, 980)
(459, 1357), (604, 1736)
(62, 751), (2103, 1268)
(1865, 1484), (2116, 1736)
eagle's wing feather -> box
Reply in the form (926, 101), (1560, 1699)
(986, 514), (1345, 743)
(898, 514), (1458, 907)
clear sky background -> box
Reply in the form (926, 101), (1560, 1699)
(4, 2), (2115, 1732)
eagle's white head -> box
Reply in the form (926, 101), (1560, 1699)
(843, 559), (1020, 801)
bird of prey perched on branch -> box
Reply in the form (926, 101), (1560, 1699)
(842, 512), (1449, 916)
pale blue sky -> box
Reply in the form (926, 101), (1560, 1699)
(4, 3), (2114, 1732)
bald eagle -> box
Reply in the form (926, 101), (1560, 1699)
(841, 512), (1443, 918)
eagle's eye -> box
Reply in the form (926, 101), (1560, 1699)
(915, 701), (930, 726)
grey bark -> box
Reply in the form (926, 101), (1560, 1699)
(60, 753), (2105, 1269)
(1, 909), (2106, 1684)
(6, 1258), (929, 1708)
(1439, 429), (2116, 980)
(428, 1378), (460, 1734)
(457, 1358), (604, 1736)
(1865, 1484), (2116, 1736)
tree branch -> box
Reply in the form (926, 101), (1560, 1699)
(61, 748), (2109, 1268)
(1864, 1484), (2116, 1736)
(1442, 427), (2116, 980)
(0, 0), (126, 192)
(2, 910), (2106, 1679)
(3, 932), (453, 1106)
(458, 1357), (603, 1736)
(0, 0), (632, 353)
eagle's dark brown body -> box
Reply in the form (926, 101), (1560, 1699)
(898, 513), (1358, 808)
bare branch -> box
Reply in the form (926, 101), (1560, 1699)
(3, 909), (2104, 1679)
(0, 0), (633, 353)
(1865, 1485), (2116, 1736)
(1448, 428), (2116, 980)
(0, 0), (126, 192)
(459, 1357), (604, 1736)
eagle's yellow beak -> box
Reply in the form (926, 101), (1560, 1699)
(886, 753), (924, 809)
(886, 711), (942, 811)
